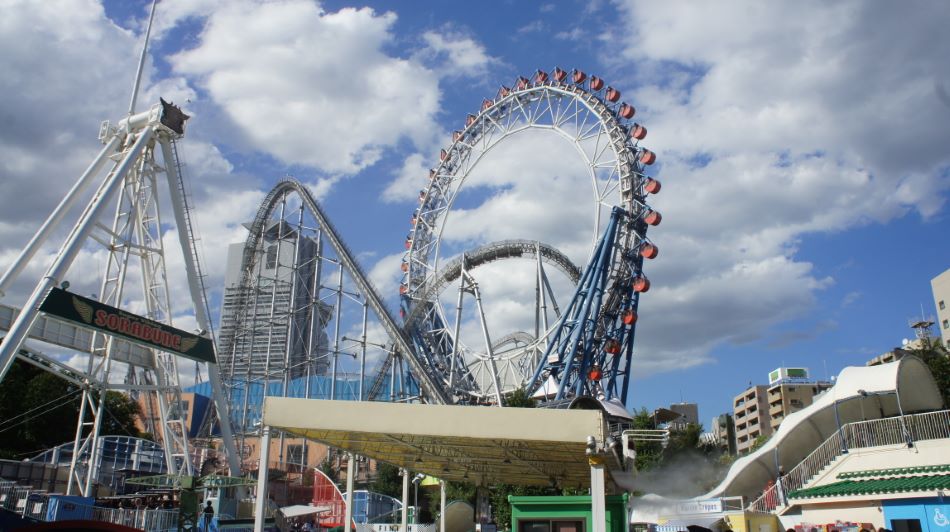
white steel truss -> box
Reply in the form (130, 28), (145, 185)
(0, 101), (241, 495)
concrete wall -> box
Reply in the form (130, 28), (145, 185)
(807, 439), (949, 490)
(800, 501), (884, 530)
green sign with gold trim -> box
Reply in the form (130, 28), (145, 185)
(39, 287), (216, 364)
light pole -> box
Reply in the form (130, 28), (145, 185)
(832, 396), (848, 454)
(412, 473), (425, 524)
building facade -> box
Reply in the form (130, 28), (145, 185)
(733, 385), (771, 454)
(713, 413), (737, 455)
(933, 267), (950, 349)
(217, 221), (332, 381)
(733, 369), (833, 453)
(766, 379), (833, 433)
(669, 402), (699, 429)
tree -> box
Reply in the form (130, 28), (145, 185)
(427, 480), (476, 528)
(99, 390), (144, 436)
(625, 410), (733, 497)
(748, 433), (771, 454)
(630, 407), (663, 472)
(318, 455), (339, 484)
(0, 359), (144, 459)
(0, 360), (81, 459)
(504, 387), (536, 408)
(370, 462), (403, 499)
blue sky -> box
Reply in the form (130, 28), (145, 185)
(1, 0), (948, 423)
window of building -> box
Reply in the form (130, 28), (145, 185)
(943, 319), (949, 329)
(287, 444), (308, 465)
(940, 300), (946, 310)
(266, 244), (278, 269)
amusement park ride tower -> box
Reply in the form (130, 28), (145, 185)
(0, 2), (240, 495)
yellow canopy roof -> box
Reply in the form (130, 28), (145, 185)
(262, 397), (607, 488)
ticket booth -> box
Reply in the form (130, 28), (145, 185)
(509, 494), (630, 532)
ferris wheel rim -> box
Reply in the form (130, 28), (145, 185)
(403, 78), (652, 296)
(400, 69), (660, 401)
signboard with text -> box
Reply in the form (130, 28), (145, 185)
(673, 499), (723, 515)
(39, 287), (216, 364)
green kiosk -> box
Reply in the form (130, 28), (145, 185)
(509, 494), (630, 532)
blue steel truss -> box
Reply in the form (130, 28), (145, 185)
(527, 207), (645, 403)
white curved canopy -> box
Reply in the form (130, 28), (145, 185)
(702, 356), (943, 500)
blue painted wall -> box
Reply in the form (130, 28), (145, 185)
(883, 498), (950, 532)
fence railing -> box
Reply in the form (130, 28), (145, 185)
(748, 409), (950, 513)
(0, 480), (181, 531)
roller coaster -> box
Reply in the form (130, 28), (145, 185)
(0, 57), (662, 489)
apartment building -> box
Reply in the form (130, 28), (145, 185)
(669, 402), (699, 429)
(733, 384), (771, 454)
(712, 413), (737, 455)
(766, 377), (833, 433)
(933, 268), (950, 349)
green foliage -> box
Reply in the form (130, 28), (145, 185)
(626, 408), (733, 497)
(370, 462), (403, 499)
(504, 387), (537, 408)
(318, 456), (339, 485)
(100, 390), (143, 436)
(629, 408), (663, 471)
(748, 433), (771, 454)
(0, 360), (144, 459)
(489, 484), (557, 531)
(443, 480), (475, 507)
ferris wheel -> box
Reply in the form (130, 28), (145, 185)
(400, 68), (661, 404)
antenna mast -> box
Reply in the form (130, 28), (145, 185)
(128, 0), (158, 117)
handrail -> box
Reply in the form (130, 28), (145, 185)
(748, 409), (950, 513)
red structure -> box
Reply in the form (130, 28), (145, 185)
(311, 469), (349, 529)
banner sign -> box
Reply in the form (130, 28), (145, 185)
(673, 499), (723, 514)
(39, 287), (216, 364)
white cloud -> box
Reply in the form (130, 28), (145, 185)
(383, 153), (430, 202)
(585, 0), (950, 373)
(0, 0), (139, 248)
(170, 1), (443, 174)
(417, 28), (500, 78)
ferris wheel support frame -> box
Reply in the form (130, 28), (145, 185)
(401, 69), (660, 402)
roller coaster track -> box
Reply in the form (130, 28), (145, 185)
(223, 179), (451, 404)
(402, 239), (582, 329)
